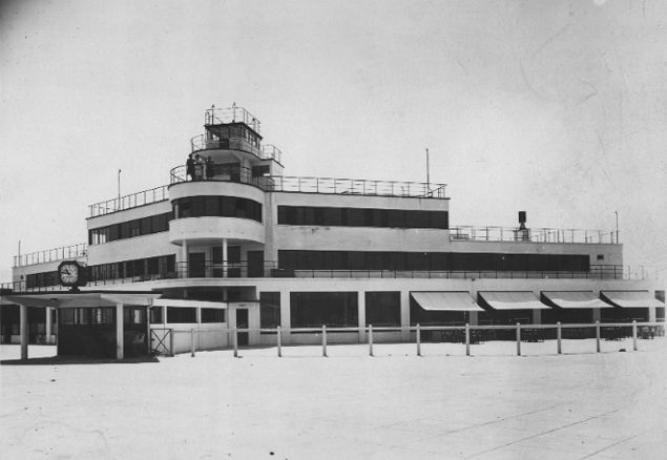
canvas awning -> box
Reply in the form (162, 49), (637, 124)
(601, 291), (664, 309)
(542, 291), (613, 309)
(479, 291), (549, 310)
(410, 292), (482, 311)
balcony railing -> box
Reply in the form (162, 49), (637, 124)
(169, 164), (447, 199)
(205, 105), (261, 133)
(450, 226), (619, 245)
(3, 264), (646, 294)
(13, 243), (87, 268)
(89, 185), (169, 217)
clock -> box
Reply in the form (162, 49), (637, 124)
(58, 261), (85, 288)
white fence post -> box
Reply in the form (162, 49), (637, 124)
(595, 321), (600, 353)
(322, 325), (328, 357)
(465, 323), (470, 356)
(368, 324), (374, 357)
(557, 322), (562, 354)
(632, 320), (637, 351)
(233, 328), (239, 358)
(190, 328), (196, 357)
(277, 326), (282, 357)
(416, 324), (421, 357)
(516, 322), (521, 356)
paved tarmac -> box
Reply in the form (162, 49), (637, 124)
(1, 339), (665, 459)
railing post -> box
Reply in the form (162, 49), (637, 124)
(190, 328), (196, 357)
(277, 326), (282, 357)
(595, 321), (600, 353)
(322, 325), (328, 357)
(632, 320), (637, 351)
(416, 324), (421, 356)
(368, 324), (374, 357)
(465, 323), (470, 356)
(557, 322), (562, 354)
(516, 322), (521, 356)
(233, 328), (239, 358)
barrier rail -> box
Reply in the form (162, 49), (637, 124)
(166, 321), (664, 358)
(89, 185), (169, 217)
(1, 263), (643, 293)
(13, 243), (87, 267)
(450, 226), (619, 245)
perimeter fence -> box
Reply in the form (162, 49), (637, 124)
(154, 321), (665, 359)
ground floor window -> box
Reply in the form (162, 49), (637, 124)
(149, 307), (163, 324)
(167, 307), (196, 323)
(365, 292), (400, 326)
(260, 292), (281, 329)
(290, 292), (358, 328)
(201, 308), (225, 323)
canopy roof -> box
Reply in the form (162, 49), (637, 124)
(4, 291), (161, 308)
(542, 291), (613, 309)
(411, 292), (483, 312)
(479, 291), (550, 310)
(601, 291), (664, 309)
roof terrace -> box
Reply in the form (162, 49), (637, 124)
(205, 104), (261, 133)
(450, 226), (619, 245)
(13, 243), (87, 268)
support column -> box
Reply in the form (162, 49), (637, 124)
(182, 241), (189, 273)
(222, 238), (228, 278)
(196, 306), (202, 324)
(400, 290), (410, 342)
(358, 291), (366, 342)
(592, 307), (601, 323)
(116, 303), (124, 360)
(45, 307), (53, 343)
(532, 309), (541, 325)
(469, 311), (478, 326)
(20, 304), (28, 360)
(280, 290), (291, 345)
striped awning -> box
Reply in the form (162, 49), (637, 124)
(479, 291), (549, 310)
(542, 291), (613, 309)
(410, 292), (482, 312)
(601, 291), (664, 309)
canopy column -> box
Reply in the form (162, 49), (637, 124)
(20, 304), (28, 360)
(116, 303), (124, 360)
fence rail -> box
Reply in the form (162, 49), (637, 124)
(158, 321), (664, 358)
(13, 243), (87, 268)
(450, 226), (619, 245)
(89, 185), (169, 217)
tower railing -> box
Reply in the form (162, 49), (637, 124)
(204, 105), (261, 133)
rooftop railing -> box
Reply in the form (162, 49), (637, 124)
(169, 164), (448, 199)
(450, 226), (619, 245)
(12, 243), (88, 268)
(205, 105), (261, 133)
(3, 263), (645, 294)
(89, 185), (169, 217)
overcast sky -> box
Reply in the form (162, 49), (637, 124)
(1, 0), (665, 282)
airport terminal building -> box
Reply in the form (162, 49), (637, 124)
(1, 105), (664, 359)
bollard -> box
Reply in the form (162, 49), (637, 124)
(322, 325), (328, 357)
(516, 323), (521, 356)
(416, 324), (421, 357)
(632, 320), (637, 351)
(277, 326), (282, 357)
(557, 322), (562, 355)
(465, 323), (470, 356)
(368, 324), (374, 357)
(233, 328), (239, 358)
(190, 328), (196, 357)
(595, 321), (600, 353)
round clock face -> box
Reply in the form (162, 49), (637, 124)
(59, 262), (79, 286)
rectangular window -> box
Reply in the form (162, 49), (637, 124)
(167, 307), (197, 323)
(290, 292), (358, 328)
(149, 307), (163, 324)
(140, 217), (152, 235)
(201, 308), (225, 323)
(260, 292), (281, 329)
(205, 196), (219, 216)
(365, 292), (401, 326)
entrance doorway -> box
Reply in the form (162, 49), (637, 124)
(123, 306), (148, 357)
(236, 308), (249, 346)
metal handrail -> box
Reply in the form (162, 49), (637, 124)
(450, 226), (619, 245)
(89, 185), (169, 217)
(13, 243), (87, 268)
(205, 105), (261, 133)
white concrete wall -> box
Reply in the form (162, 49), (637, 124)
(169, 181), (264, 203)
(272, 192), (449, 211)
(169, 217), (265, 244)
(87, 233), (176, 265)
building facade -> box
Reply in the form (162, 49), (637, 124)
(2, 105), (664, 358)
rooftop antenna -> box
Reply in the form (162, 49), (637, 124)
(117, 169), (121, 202)
(425, 148), (431, 194)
